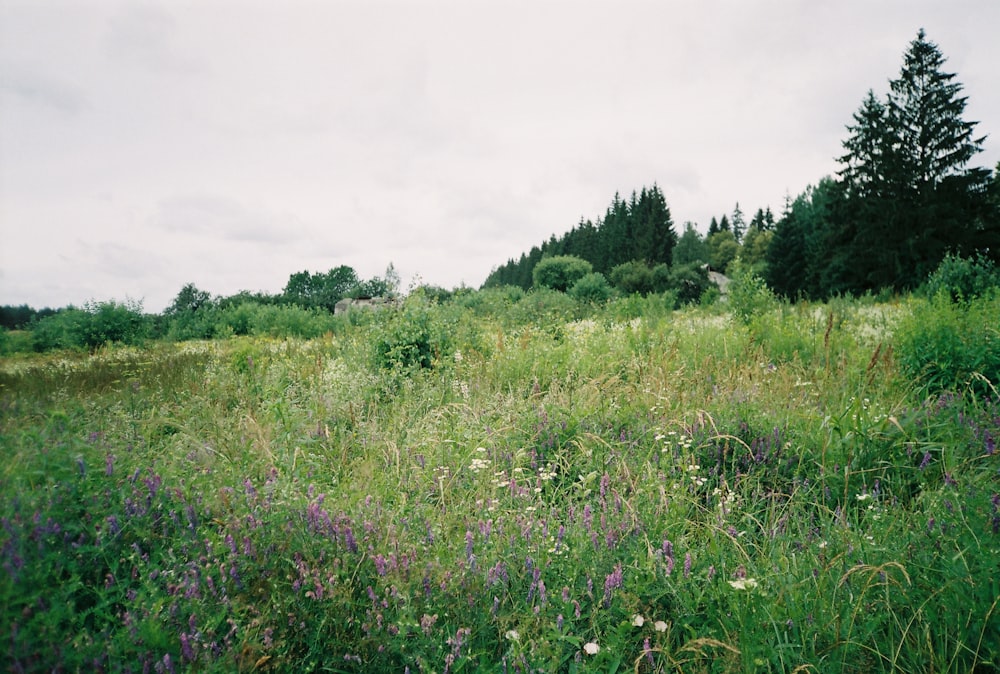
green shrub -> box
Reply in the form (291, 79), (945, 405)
(31, 309), (87, 351)
(372, 301), (442, 370)
(569, 272), (612, 304)
(609, 260), (655, 295)
(895, 292), (1000, 396)
(923, 253), (999, 303)
(504, 287), (580, 326)
(667, 262), (711, 306)
(532, 255), (593, 292)
(727, 259), (778, 325)
(0, 328), (35, 355)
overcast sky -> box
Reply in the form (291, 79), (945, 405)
(2, 1), (998, 313)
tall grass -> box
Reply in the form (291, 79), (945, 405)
(1, 293), (997, 672)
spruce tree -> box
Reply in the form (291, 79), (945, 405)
(837, 30), (994, 290)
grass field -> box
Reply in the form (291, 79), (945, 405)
(2, 289), (998, 672)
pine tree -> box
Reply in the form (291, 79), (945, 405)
(834, 30), (996, 291)
(731, 203), (746, 243)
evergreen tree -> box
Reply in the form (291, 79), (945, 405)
(731, 203), (746, 243)
(672, 222), (709, 266)
(837, 30), (995, 290)
(631, 184), (678, 265)
(707, 217), (720, 236)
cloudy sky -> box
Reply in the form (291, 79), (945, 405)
(2, 1), (998, 313)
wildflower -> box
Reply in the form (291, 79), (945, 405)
(855, 493), (872, 502)
(654, 620), (668, 632)
(505, 629), (520, 642)
(583, 642), (600, 655)
(728, 578), (758, 590)
(683, 553), (692, 578)
(179, 633), (196, 662)
(603, 563), (623, 607)
(632, 614), (645, 627)
(919, 451), (932, 470)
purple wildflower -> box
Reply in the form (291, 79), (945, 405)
(179, 633), (195, 662)
(919, 451), (932, 470)
(683, 552), (692, 578)
(105, 454), (115, 476)
(344, 527), (358, 553)
(603, 563), (623, 607)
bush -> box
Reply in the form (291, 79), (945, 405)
(0, 329), (33, 355)
(609, 261), (655, 295)
(895, 292), (1000, 396)
(923, 253), (999, 303)
(371, 300), (447, 370)
(727, 259), (778, 325)
(504, 288), (580, 326)
(569, 272), (612, 304)
(78, 300), (149, 349)
(667, 262), (711, 306)
(532, 255), (593, 292)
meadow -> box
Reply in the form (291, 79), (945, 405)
(1, 284), (998, 672)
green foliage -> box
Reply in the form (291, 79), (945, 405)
(78, 300), (149, 349)
(371, 299), (445, 370)
(672, 222), (709, 266)
(707, 230), (739, 272)
(504, 287), (581, 326)
(532, 255), (593, 292)
(895, 292), (1000, 396)
(836, 30), (996, 293)
(569, 272), (612, 304)
(727, 259), (778, 325)
(484, 185), (677, 288)
(667, 262), (711, 306)
(0, 329), (33, 355)
(29, 301), (149, 352)
(923, 253), (1000, 303)
(609, 260), (654, 295)
(30, 309), (86, 351)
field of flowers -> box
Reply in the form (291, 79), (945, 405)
(1, 290), (998, 672)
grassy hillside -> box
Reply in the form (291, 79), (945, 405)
(1, 288), (998, 672)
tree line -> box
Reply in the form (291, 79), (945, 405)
(0, 264), (402, 351)
(485, 30), (999, 300)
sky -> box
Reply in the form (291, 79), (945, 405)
(2, 1), (999, 313)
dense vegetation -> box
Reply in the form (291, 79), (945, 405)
(2, 274), (999, 672)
